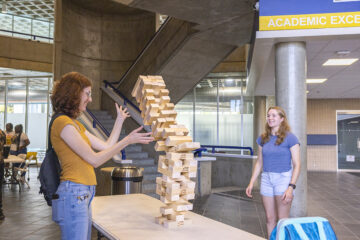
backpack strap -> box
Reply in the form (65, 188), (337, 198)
(48, 113), (66, 151)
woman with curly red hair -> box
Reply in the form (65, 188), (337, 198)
(50, 72), (153, 239)
(246, 106), (300, 239)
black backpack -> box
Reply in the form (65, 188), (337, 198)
(39, 113), (64, 206)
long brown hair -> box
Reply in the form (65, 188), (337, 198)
(261, 106), (291, 145)
(51, 72), (92, 118)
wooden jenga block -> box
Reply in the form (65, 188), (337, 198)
(153, 127), (164, 140)
(159, 89), (169, 97)
(166, 152), (194, 161)
(165, 192), (180, 201)
(183, 171), (197, 178)
(158, 155), (166, 169)
(155, 216), (167, 225)
(158, 166), (181, 179)
(182, 165), (197, 172)
(181, 193), (195, 200)
(160, 95), (170, 105)
(160, 206), (174, 215)
(160, 110), (177, 119)
(165, 136), (193, 147)
(152, 118), (166, 130)
(164, 220), (184, 228)
(154, 141), (167, 152)
(144, 103), (159, 118)
(166, 187), (181, 195)
(181, 180), (196, 189)
(180, 188), (195, 195)
(140, 96), (155, 111)
(184, 159), (197, 167)
(131, 75), (145, 98)
(144, 111), (160, 125)
(170, 201), (193, 211)
(167, 159), (182, 167)
(162, 127), (189, 138)
(160, 196), (171, 204)
(167, 213), (185, 222)
(163, 218), (192, 228)
(175, 142), (200, 152)
(159, 103), (173, 111)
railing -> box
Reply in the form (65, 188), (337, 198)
(108, 17), (170, 86)
(195, 145), (254, 157)
(0, 29), (53, 41)
(86, 108), (126, 160)
(0, 12), (54, 43)
(103, 80), (141, 113)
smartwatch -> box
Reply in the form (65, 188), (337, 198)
(288, 183), (296, 189)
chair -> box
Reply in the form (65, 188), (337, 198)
(270, 217), (337, 240)
(13, 154), (30, 191)
(26, 152), (38, 171)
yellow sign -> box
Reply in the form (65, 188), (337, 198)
(260, 11), (360, 31)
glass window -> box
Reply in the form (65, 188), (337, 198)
(28, 78), (49, 151)
(0, 81), (5, 130)
(175, 89), (194, 137)
(32, 19), (50, 41)
(0, 13), (13, 37)
(194, 80), (218, 145)
(13, 16), (31, 39)
(7, 79), (26, 129)
(218, 78), (254, 149)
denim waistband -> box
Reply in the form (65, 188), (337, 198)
(58, 180), (95, 192)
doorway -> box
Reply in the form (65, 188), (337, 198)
(337, 111), (360, 171)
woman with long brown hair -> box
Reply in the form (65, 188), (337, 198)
(246, 106), (300, 239)
(50, 72), (154, 239)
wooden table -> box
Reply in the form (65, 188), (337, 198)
(4, 155), (25, 164)
(92, 194), (265, 240)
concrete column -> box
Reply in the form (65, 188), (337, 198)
(266, 96), (276, 110)
(275, 42), (307, 217)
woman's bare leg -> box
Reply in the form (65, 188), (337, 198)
(262, 196), (278, 239)
(275, 195), (292, 220)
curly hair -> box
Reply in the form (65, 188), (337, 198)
(260, 106), (291, 145)
(51, 72), (92, 118)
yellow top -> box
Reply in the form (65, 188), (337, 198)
(51, 115), (96, 186)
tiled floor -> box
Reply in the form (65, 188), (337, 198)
(1, 167), (360, 239)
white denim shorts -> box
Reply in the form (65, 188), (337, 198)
(260, 170), (293, 197)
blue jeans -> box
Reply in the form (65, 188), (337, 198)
(52, 181), (96, 240)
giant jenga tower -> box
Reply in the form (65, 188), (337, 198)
(131, 75), (200, 228)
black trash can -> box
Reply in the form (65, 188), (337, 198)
(111, 166), (144, 195)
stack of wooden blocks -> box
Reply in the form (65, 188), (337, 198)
(131, 75), (200, 228)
